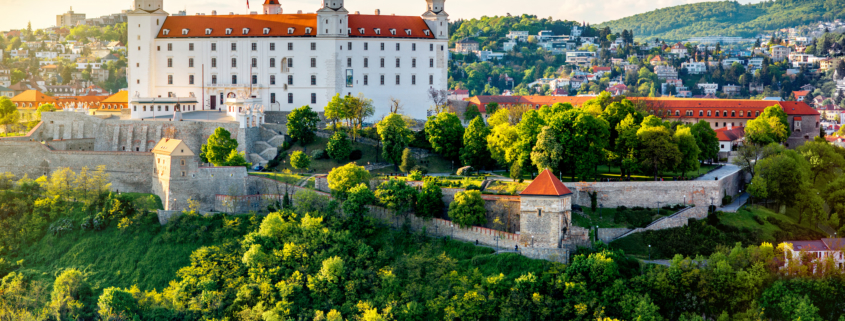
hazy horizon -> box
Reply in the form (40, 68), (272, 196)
(1, 0), (763, 33)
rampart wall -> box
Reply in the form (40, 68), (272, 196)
(0, 141), (154, 193)
(567, 169), (742, 209)
(46, 138), (96, 151)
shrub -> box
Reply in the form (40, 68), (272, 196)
(752, 215), (765, 225)
(412, 165), (428, 175)
(326, 131), (352, 161)
(408, 170), (423, 181)
(448, 190), (487, 228)
(311, 149), (327, 160)
(349, 149), (363, 161)
(456, 166), (473, 176)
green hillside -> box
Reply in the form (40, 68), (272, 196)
(597, 0), (845, 42)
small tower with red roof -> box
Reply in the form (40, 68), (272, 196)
(519, 169), (573, 248)
(263, 0), (281, 14)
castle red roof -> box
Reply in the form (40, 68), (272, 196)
(715, 126), (745, 142)
(157, 13), (434, 39)
(520, 169), (572, 196)
(263, 0), (280, 4)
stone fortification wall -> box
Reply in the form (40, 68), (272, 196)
(597, 228), (633, 243)
(263, 111), (291, 126)
(607, 206), (709, 242)
(46, 138), (95, 151)
(0, 141), (154, 193)
(164, 166), (250, 212)
(37, 112), (250, 157)
(567, 169), (742, 209)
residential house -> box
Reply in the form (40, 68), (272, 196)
(749, 83), (765, 94)
(671, 43), (688, 57)
(682, 61), (708, 74)
(606, 84), (627, 96)
(793, 91), (810, 101)
(655, 65), (679, 80)
(697, 83), (719, 95)
(771, 45), (791, 62)
(723, 84), (741, 96)
(592, 66), (611, 78)
(507, 31), (529, 42)
(820, 58), (835, 71)
(10, 49), (28, 58)
(721, 58), (743, 68)
(715, 126), (745, 155)
(783, 238), (845, 272)
(106, 41), (125, 51)
(611, 58), (625, 65)
(476, 51), (504, 62)
(565, 51), (596, 66)
(649, 56), (667, 66)
(448, 89), (469, 101)
(456, 38), (479, 54)
(748, 58), (765, 71)
(661, 79), (684, 96)
(45, 85), (77, 97)
(0, 69), (10, 87)
(0, 86), (14, 98)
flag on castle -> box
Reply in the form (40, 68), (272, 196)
(246, 0), (249, 9)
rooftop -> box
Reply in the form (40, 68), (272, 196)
(520, 169), (573, 197)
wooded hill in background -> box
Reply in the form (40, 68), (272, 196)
(597, 0), (845, 42)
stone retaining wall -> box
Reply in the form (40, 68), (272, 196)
(520, 248), (569, 264)
(597, 228), (633, 243)
(46, 138), (96, 151)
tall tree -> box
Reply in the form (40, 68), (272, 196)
(690, 121), (719, 164)
(746, 106), (790, 145)
(616, 114), (641, 180)
(637, 126), (681, 181)
(531, 126), (564, 174)
(460, 116), (491, 171)
(754, 147), (810, 210)
(201, 127), (239, 166)
(448, 190), (487, 228)
(673, 126), (701, 177)
(425, 113), (464, 161)
(375, 179), (418, 217)
(415, 180), (444, 219)
(323, 94), (347, 131)
(797, 140), (845, 185)
(287, 105), (320, 146)
(327, 163), (371, 199)
(377, 113), (412, 170)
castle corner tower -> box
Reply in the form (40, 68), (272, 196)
(263, 0), (282, 14)
(422, 0), (448, 39)
(519, 169), (573, 248)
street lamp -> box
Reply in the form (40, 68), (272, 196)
(451, 223), (454, 239)
(649, 244), (652, 260)
(657, 201), (661, 216)
(495, 234), (499, 252)
(684, 195), (686, 206)
(531, 235), (534, 247)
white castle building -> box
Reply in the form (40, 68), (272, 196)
(127, 0), (450, 120)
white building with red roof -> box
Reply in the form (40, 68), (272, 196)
(783, 238), (845, 272)
(127, 0), (449, 120)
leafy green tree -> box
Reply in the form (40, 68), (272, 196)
(485, 102), (499, 115)
(97, 287), (138, 320)
(486, 122), (518, 168)
(690, 121), (719, 163)
(531, 126), (563, 174)
(746, 106), (790, 145)
(399, 148), (416, 173)
(201, 127), (238, 166)
(224, 150), (252, 168)
(416, 180), (444, 219)
(0, 97), (20, 131)
(463, 105), (482, 124)
(50, 269), (94, 320)
(425, 112), (464, 161)
(755, 147), (810, 209)
(290, 151), (311, 174)
(287, 105), (320, 146)
(326, 131), (352, 161)
(616, 114), (641, 180)
(342, 183), (375, 217)
(797, 140), (845, 184)
(375, 179), (417, 216)
(35, 103), (56, 119)
(327, 163), (370, 199)
(637, 126), (681, 181)
(673, 126), (701, 177)
(377, 113), (411, 169)
(324, 93), (348, 130)
(448, 190), (487, 228)
(600, 99), (642, 151)
(460, 116), (491, 171)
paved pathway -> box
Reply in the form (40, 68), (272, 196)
(718, 192), (750, 212)
(126, 111), (236, 123)
(695, 164), (741, 181)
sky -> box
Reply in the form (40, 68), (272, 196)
(0, 0), (764, 32)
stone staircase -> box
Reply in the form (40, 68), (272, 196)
(248, 125), (287, 167)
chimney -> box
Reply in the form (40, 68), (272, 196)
(355, 11), (360, 14)
(250, 11), (258, 15)
(375, 9), (381, 15)
(229, 12), (235, 15)
(297, 10), (303, 14)
(212, 10), (217, 15)
(728, 123), (733, 130)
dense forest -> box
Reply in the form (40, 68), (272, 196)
(598, 0), (845, 41)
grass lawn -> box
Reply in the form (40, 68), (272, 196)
(610, 232), (651, 258)
(573, 207), (677, 229)
(273, 137), (381, 174)
(718, 205), (828, 242)
(250, 172), (308, 185)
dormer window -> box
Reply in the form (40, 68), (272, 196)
(405, 29), (412, 35)
(205, 28), (212, 35)
(424, 30), (431, 36)
(287, 27), (295, 34)
(305, 27), (312, 34)
(347, 28), (352, 34)
(263, 28), (270, 35)
(374, 28), (381, 35)
(162, 29), (170, 35)
(389, 29), (397, 35)
(358, 28), (365, 34)
(182, 29), (189, 35)
(242, 28), (250, 35)
(225, 28), (232, 35)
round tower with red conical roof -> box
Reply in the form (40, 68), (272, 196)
(519, 169), (573, 248)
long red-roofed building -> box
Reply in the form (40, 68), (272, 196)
(127, 0), (449, 121)
(468, 95), (820, 148)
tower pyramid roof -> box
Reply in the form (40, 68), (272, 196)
(520, 169), (572, 196)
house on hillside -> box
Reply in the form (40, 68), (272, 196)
(783, 238), (845, 272)
(715, 126), (745, 156)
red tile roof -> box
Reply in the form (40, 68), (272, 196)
(157, 13), (434, 39)
(715, 126), (745, 141)
(520, 169), (572, 196)
(263, 0), (280, 4)
(793, 90), (810, 97)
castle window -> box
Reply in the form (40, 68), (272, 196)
(270, 58), (275, 68)
(231, 43), (236, 51)
(225, 28), (232, 35)
(211, 58), (217, 68)
(189, 43), (194, 51)
(181, 171), (185, 177)
(287, 27), (295, 34)
(211, 43), (217, 51)
(364, 58), (369, 68)
(538, 209), (542, 217)
(311, 42), (316, 50)
(162, 29), (170, 35)
(375, 28), (381, 35)
(429, 75), (433, 85)
(707, 110), (711, 116)
(167, 43), (172, 51)
(424, 30), (431, 36)
(305, 27), (312, 34)
(731, 111), (736, 117)
(181, 160), (185, 165)
(412, 58), (416, 68)
(358, 28), (365, 34)
(188, 58), (194, 67)
(263, 28), (270, 35)
(405, 29), (412, 36)
(389, 29), (397, 35)
(288, 43), (293, 50)
(182, 29), (189, 35)
(430, 43), (434, 51)
(206, 28), (212, 35)
(251, 43), (257, 51)
(242, 28), (250, 35)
